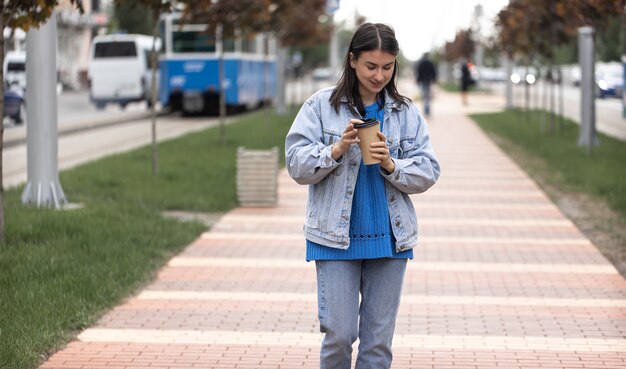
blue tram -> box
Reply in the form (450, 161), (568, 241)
(159, 13), (276, 114)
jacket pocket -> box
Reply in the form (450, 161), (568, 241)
(399, 138), (414, 159)
(307, 176), (335, 229)
(389, 143), (399, 159)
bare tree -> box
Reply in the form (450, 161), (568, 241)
(115, 0), (178, 175)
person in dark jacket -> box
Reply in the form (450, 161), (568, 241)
(460, 58), (474, 106)
(414, 52), (436, 116)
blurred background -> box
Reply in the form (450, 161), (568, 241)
(2, 3), (625, 369)
(2, 0), (624, 127)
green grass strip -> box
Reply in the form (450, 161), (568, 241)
(0, 108), (296, 369)
(471, 109), (626, 218)
(439, 82), (491, 94)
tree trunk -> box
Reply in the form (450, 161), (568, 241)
(558, 65), (564, 132)
(531, 64), (538, 110)
(550, 65), (556, 133)
(217, 24), (226, 145)
(524, 61), (530, 122)
(0, 7), (5, 243)
(150, 11), (160, 175)
(541, 65), (548, 134)
(263, 34), (270, 128)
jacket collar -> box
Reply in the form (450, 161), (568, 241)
(338, 88), (405, 111)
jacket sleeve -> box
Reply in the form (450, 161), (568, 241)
(380, 107), (441, 194)
(285, 101), (343, 185)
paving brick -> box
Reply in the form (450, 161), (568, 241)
(39, 91), (626, 369)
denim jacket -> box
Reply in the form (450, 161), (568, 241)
(285, 87), (441, 252)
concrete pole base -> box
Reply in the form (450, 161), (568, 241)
(21, 180), (67, 209)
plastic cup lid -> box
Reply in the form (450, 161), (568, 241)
(353, 118), (379, 128)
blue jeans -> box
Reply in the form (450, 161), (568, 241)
(315, 258), (408, 369)
(419, 82), (432, 116)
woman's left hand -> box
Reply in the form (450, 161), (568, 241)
(371, 131), (395, 173)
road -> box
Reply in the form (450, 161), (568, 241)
(3, 91), (153, 147)
(3, 114), (226, 189)
(490, 81), (625, 141)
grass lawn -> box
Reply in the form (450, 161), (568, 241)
(439, 82), (463, 92)
(0, 108), (295, 369)
(440, 82), (491, 93)
(472, 109), (626, 272)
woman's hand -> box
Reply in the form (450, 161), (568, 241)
(331, 119), (361, 161)
(371, 131), (395, 173)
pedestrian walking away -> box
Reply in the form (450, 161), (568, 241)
(460, 58), (474, 106)
(414, 52), (437, 117)
(285, 22), (441, 369)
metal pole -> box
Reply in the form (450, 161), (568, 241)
(21, 13), (67, 208)
(473, 4), (483, 87)
(276, 46), (287, 114)
(504, 54), (513, 109)
(577, 26), (597, 152)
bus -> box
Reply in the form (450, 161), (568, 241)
(159, 13), (276, 114)
(88, 34), (161, 109)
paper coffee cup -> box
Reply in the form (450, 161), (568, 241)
(354, 118), (382, 165)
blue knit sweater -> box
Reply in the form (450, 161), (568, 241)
(306, 101), (414, 261)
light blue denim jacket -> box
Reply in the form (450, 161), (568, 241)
(285, 87), (441, 252)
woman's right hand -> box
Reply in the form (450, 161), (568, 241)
(331, 119), (361, 160)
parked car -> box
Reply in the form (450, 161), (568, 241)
(510, 66), (537, 85)
(596, 65), (623, 99)
(3, 81), (25, 124)
(479, 67), (507, 82)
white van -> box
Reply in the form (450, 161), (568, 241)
(88, 34), (160, 109)
(3, 50), (26, 91)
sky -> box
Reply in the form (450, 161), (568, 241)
(332, 0), (510, 61)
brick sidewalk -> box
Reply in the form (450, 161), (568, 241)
(41, 92), (626, 368)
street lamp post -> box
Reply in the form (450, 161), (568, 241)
(577, 26), (598, 153)
(504, 54), (514, 109)
(21, 13), (67, 208)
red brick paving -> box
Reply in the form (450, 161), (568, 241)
(40, 92), (626, 368)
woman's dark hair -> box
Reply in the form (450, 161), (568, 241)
(330, 22), (410, 116)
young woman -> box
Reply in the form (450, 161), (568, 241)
(285, 23), (440, 369)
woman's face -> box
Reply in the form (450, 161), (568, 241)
(350, 49), (396, 103)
